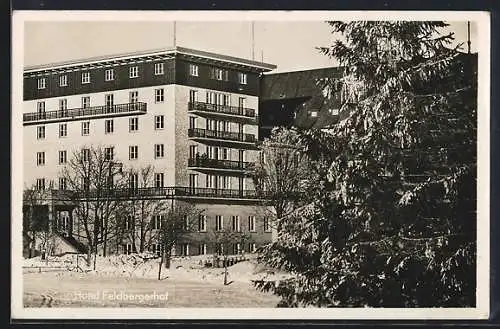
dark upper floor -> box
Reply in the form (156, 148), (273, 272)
(23, 47), (276, 101)
(259, 67), (344, 139)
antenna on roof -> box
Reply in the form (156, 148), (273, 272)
(251, 21), (255, 60)
(261, 50), (264, 62)
(467, 21), (471, 54)
(173, 21), (177, 47)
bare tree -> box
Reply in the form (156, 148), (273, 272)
(211, 229), (253, 285)
(249, 127), (313, 228)
(60, 145), (127, 268)
(157, 201), (202, 280)
(122, 165), (170, 253)
(23, 186), (56, 262)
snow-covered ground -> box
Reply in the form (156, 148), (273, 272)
(23, 254), (289, 307)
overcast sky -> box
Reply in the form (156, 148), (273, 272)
(24, 21), (478, 73)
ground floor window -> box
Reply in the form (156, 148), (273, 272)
(198, 243), (207, 255)
(151, 243), (164, 257)
(248, 243), (256, 253)
(123, 243), (134, 255)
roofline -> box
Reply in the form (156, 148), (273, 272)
(263, 66), (343, 76)
(24, 46), (277, 73)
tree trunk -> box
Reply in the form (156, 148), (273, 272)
(158, 249), (164, 280)
(223, 255), (228, 285)
(86, 244), (92, 266)
(164, 251), (171, 269)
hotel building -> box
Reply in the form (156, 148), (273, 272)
(22, 47), (276, 257)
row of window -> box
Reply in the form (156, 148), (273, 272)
(125, 242), (257, 256)
(188, 64), (247, 84)
(34, 171), (166, 191)
(37, 63), (166, 90)
(36, 63), (248, 90)
(35, 89), (165, 115)
(35, 115), (165, 139)
(35, 143), (167, 167)
(127, 214), (271, 233)
(33, 88), (248, 115)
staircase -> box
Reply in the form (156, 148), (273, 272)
(55, 231), (88, 254)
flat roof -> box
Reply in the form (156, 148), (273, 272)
(24, 46), (277, 73)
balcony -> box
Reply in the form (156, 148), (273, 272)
(188, 128), (256, 147)
(23, 102), (147, 125)
(188, 101), (256, 122)
(188, 157), (250, 173)
(45, 187), (267, 202)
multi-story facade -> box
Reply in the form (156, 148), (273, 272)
(22, 46), (276, 257)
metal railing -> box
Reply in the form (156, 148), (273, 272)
(23, 102), (147, 123)
(50, 187), (267, 201)
(188, 101), (256, 118)
(188, 157), (250, 170)
(188, 128), (256, 143)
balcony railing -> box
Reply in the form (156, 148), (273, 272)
(188, 101), (256, 119)
(47, 187), (267, 201)
(188, 128), (256, 143)
(23, 102), (147, 123)
(188, 157), (250, 171)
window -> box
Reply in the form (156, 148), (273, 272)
(36, 126), (45, 140)
(105, 119), (114, 134)
(189, 90), (197, 103)
(81, 72), (90, 84)
(248, 243), (257, 253)
(198, 215), (207, 232)
(264, 217), (272, 232)
(181, 243), (190, 256)
(238, 72), (247, 85)
(233, 243), (242, 255)
(37, 78), (46, 89)
(105, 69), (114, 81)
(248, 216), (256, 232)
(152, 215), (163, 230)
(310, 111), (318, 118)
(105, 94), (114, 111)
(232, 216), (240, 232)
(238, 97), (245, 109)
(59, 98), (67, 112)
(82, 96), (91, 109)
(129, 91), (139, 103)
(59, 75), (67, 87)
(129, 66), (139, 78)
(81, 121), (90, 136)
(129, 145), (138, 160)
(189, 64), (199, 77)
(205, 174), (215, 188)
(58, 177), (67, 190)
(37, 101), (45, 114)
(215, 215), (223, 231)
(189, 116), (196, 129)
(154, 144), (164, 159)
(36, 152), (45, 166)
(58, 150), (67, 164)
(59, 123), (67, 137)
(82, 177), (90, 191)
(129, 117), (139, 132)
(189, 173), (198, 190)
(151, 243), (164, 256)
(129, 173), (138, 189)
(155, 115), (164, 130)
(104, 147), (114, 161)
(124, 243), (133, 255)
(155, 88), (164, 103)
(198, 243), (207, 255)
(154, 62), (164, 75)
(36, 178), (45, 190)
(183, 215), (190, 231)
(82, 148), (90, 162)
(189, 145), (197, 159)
(154, 173), (164, 188)
(211, 68), (228, 81)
